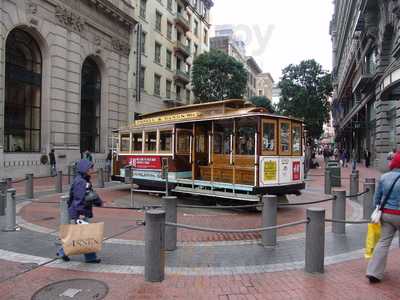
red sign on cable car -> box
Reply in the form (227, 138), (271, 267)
(128, 156), (162, 169)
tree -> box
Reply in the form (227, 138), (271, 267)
(192, 49), (248, 102)
(277, 59), (332, 141)
(249, 96), (275, 113)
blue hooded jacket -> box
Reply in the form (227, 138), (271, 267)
(68, 160), (94, 219)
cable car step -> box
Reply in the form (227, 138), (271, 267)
(172, 186), (260, 202)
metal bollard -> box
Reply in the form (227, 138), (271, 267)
(56, 171), (63, 193)
(25, 173), (34, 199)
(0, 179), (7, 216)
(97, 168), (105, 188)
(6, 178), (12, 189)
(324, 170), (332, 195)
(163, 196), (177, 251)
(305, 208), (325, 273)
(261, 195), (278, 247)
(332, 189), (346, 234)
(363, 182), (376, 220)
(350, 172), (359, 201)
(145, 209), (165, 282)
(3, 189), (17, 232)
(60, 195), (70, 225)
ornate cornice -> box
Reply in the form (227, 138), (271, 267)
(111, 37), (130, 56)
(55, 5), (85, 32)
(86, 0), (137, 28)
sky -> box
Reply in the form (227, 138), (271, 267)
(210, 0), (334, 83)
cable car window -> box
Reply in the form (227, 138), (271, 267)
(279, 121), (291, 155)
(131, 132), (143, 152)
(144, 131), (157, 151)
(160, 130), (172, 152)
(176, 130), (191, 154)
(292, 124), (302, 155)
(236, 118), (256, 155)
(120, 133), (130, 152)
(262, 120), (277, 155)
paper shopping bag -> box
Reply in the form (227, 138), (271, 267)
(364, 223), (381, 260)
(60, 222), (104, 256)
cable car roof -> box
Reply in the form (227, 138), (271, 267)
(115, 99), (303, 132)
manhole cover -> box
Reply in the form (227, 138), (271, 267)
(31, 279), (108, 300)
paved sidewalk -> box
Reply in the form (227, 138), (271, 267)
(1, 250), (400, 300)
(1, 162), (399, 299)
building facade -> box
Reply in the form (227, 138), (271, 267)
(245, 57), (262, 99)
(129, 0), (213, 118)
(0, 0), (136, 177)
(256, 73), (274, 101)
(210, 35), (264, 100)
(331, 0), (400, 170)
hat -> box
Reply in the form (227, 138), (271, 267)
(390, 152), (400, 170)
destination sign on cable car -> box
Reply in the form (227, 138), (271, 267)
(128, 156), (161, 169)
(133, 112), (202, 126)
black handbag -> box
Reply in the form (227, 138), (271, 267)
(84, 190), (102, 207)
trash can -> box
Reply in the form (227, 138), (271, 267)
(326, 160), (341, 187)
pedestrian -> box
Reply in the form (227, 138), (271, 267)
(352, 148), (357, 171)
(340, 149), (347, 167)
(366, 152), (400, 283)
(106, 150), (112, 175)
(323, 146), (330, 164)
(49, 149), (56, 176)
(57, 159), (103, 263)
(84, 150), (93, 162)
(364, 149), (371, 168)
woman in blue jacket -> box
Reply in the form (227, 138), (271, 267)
(366, 152), (400, 283)
(58, 159), (102, 263)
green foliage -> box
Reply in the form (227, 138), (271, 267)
(277, 59), (332, 141)
(249, 96), (275, 113)
(192, 49), (248, 102)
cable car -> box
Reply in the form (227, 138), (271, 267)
(112, 99), (305, 203)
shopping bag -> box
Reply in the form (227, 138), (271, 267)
(364, 223), (381, 259)
(60, 222), (104, 256)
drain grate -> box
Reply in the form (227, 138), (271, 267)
(31, 279), (108, 300)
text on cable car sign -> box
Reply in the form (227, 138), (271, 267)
(128, 156), (162, 169)
(133, 112), (202, 126)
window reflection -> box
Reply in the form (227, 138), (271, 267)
(263, 122), (275, 152)
(292, 125), (301, 154)
(280, 122), (290, 153)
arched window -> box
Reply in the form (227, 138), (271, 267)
(4, 29), (42, 152)
(80, 57), (101, 153)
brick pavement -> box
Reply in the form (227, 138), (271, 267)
(18, 188), (353, 242)
(0, 249), (400, 300)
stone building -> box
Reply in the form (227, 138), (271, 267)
(0, 0), (136, 178)
(331, 0), (400, 170)
(256, 72), (274, 101)
(245, 56), (262, 99)
(129, 0), (213, 117)
(210, 35), (264, 100)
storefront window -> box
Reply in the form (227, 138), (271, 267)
(160, 130), (172, 152)
(120, 133), (130, 152)
(279, 121), (291, 155)
(144, 131), (157, 151)
(262, 121), (276, 154)
(131, 132), (143, 152)
(177, 130), (191, 154)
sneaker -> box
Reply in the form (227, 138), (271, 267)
(86, 259), (101, 264)
(366, 275), (381, 283)
(61, 255), (70, 262)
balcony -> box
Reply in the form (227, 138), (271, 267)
(174, 69), (190, 85)
(163, 91), (184, 107)
(174, 41), (191, 58)
(175, 13), (190, 32)
(352, 62), (373, 92)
